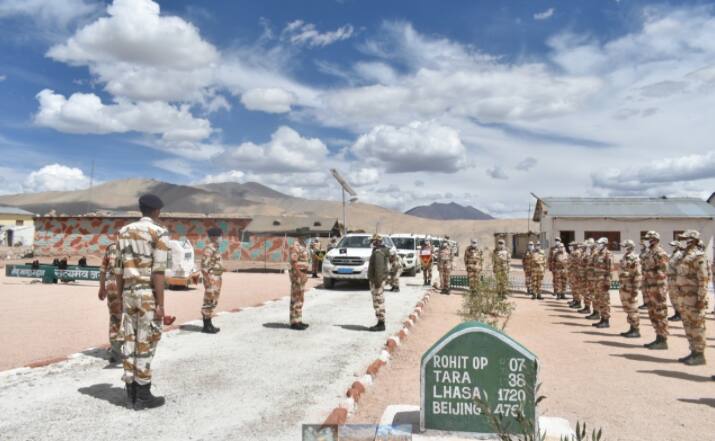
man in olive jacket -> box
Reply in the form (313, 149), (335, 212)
(368, 234), (389, 331)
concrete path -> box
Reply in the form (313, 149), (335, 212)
(0, 277), (428, 441)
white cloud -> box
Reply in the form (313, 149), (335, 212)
(240, 88), (295, 113)
(282, 20), (354, 47)
(351, 121), (468, 173)
(0, 0), (99, 27)
(225, 126), (329, 173)
(347, 167), (381, 187)
(486, 165), (509, 180)
(0, 166), (25, 195)
(0, 74), (5, 81)
(153, 158), (193, 177)
(515, 157), (538, 171)
(197, 170), (246, 184)
(533, 8), (555, 20)
(23, 164), (91, 192)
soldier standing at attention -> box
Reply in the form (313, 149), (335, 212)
(327, 237), (338, 252)
(438, 241), (452, 294)
(464, 239), (483, 292)
(114, 194), (169, 410)
(368, 234), (389, 331)
(547, 237), (562, 297)
(618, 240), (642, 338)
(98, 241), (122, 363)
(522, 242), (534, 297)
(666, 240), (684, 322)
(585, 239), (601, 321)
(567, 242), (582, 309)
(529, 243), (545, 300)
(200, 227), (224, 334)
(592, 238), (613, 328)
(552, 242), (569, 300)
(420, 240), (433, 286)
(578, 239), (595, 314)
(638, 241), (649, 310)
(288, 236), (310, 330)
(387, 248), (403, 292)
(641, 231), (669, 350)
(310, 238), (322, 278)
(492, 239), (511, 298)
(675, 231), (711, 365)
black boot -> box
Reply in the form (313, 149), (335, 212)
(202, 318), (220, 334)
(585, 311), (600, 320)
(368, 320), (386, 332)
(125, 382), (136, 409)
(684, 352), (705, 366)
(290, 322), (309, 330)
(620, 326), (640, 338)
(594, 318), (610, 328)
(109, 342), (123, 364)
(394, 287), (400, 292)
(644, 335), (668, 350)
(570, 301), (582, 309)
(638, 303), (648, 310)
(536, 293), (544, 300)
(531, 294), (536, 300)
(667, 312), (681, 322)
(578, 306), (591, 314)
(133, 382), (165, 410)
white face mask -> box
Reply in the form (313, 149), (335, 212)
(527, 245), (534, 251)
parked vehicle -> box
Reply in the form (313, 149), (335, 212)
(322, 234), (397, 289)
(166, 239), (201, 289)
(389, 234), (420, 276)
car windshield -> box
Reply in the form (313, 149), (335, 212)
(337, 236), (395, 248)
(392, 237), (415, 250)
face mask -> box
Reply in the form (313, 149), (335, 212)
(527, 245), (534, 251)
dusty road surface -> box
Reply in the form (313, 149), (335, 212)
(0, 275), (428, 441)
(0, 271), (321, 370)
(349, 290), (715, 441)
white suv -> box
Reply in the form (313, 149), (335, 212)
(390, 234), (420, 276)
(322, 234), (397, 289)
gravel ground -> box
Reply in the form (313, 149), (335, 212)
(0, 276), (427, 441)
(348, 289), (715, 441)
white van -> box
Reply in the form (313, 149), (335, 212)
(166, 239), (201, 288)
(322, 234), (397, 288)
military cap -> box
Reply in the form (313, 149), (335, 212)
(597, 237), (609, 245)
(554, 238), (561, 243)
(372, 234), (383, 241)
(569, 241), (577, 246)
(585, 238), (595, 245)
(207, 227), (222, 237)
(445, 235), (451, 240)
(471, 239), (478, 246)
(668, 240), (679, 247)
(678, 230), (700, 240)
(138, 193), (164, 209)
(527, 241), (534, 245)
(497, 239), (505, 245)
(622, 240), (635, 248)
(441, 242), (448, 248)
(643, 230), (660, 240)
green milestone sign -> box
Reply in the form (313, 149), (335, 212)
(421, 321), (538, 435)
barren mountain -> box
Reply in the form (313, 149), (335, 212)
(406, 202), (494, 220)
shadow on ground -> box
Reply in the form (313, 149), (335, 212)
(334, 324), (372, 332)
(262, 322), (293, 330)
(612, 353), (679, 363)
(637, 369), (713, 383)
(678, 398), (715, 408)
(586, 340), (642, 349)
(78, 383), (128, 408)
(551, 321), (590, 327)
(178, 324), (204, 333)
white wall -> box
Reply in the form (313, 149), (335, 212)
(540, 216), (715, 260)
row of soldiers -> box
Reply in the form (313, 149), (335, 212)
(525, 231), (712, 365)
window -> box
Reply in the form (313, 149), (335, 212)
(584, 231), (621, 251)
(559, 231), (575, 246)
(15, 220), (23, 226)
(673, 230), (684, 240)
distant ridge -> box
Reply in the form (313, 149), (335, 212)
(405, 202), (494, 220)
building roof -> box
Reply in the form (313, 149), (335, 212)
(533, 197), (715, 221)
(0, 205), (34, 216)
(245, 215), (340, 234)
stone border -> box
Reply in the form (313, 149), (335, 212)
(323, 289), (435, 426)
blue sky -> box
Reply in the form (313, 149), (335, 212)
(1, 0), (715, 216)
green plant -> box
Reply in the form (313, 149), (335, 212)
(460, 275), (515, 330)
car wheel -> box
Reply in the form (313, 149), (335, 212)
(324, 277), (335, 289)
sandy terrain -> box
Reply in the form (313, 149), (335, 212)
(0, 276), (429, 441)
(349, 290), (715, 441)
(0, 271), (321, 371)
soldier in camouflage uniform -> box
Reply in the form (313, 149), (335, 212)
(522, 242), (534, 296)
(585, 239), (602, 320)
(387, 248), (403, 292)
(547, 238), (562, 298)
(420, 240), (433, 286)
(368, 234), (389, 331)
(98, 241), (122, 362)
(552, 242), (569, 300)
(464, 239), (483, 292)
(200, 227), (224, 334)
(592, 238), (613, 328)
(529, 243), (546, 300)
(666, 240), (684, 322)
(114, 194), (169, 409)
(567, 242), (582, 308)
(438, 241), (452, 294)
(289, 237), (310, 330)
(641, 231), (669, 350)
(638, 241), (649, 310)
(310, 238), (322, 278)
(492, 239), (511, 298)
(675, 231), (711, 365)
(618, 240), (642, 338)
(578, 239), (595, 314)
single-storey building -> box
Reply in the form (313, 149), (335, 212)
(533, 196), (715, 258)
(0, 206), (36, 246)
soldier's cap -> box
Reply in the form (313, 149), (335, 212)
(527, 241), (534, 245)
(668, 240), (679, 247)
(569, 241), (577, 246)
(622, 240), (635, 248)
(497, 239), (505, 245)
(207, 227), (222, 237)
(471, 239), (478, 245)
(138, 193), (164, 210)
(372, 234), (383, 241)
(644, 230), (660, 240)
(389, 248), (397, 256)
(554, 238), (561, 242)
(597, 237), (608, 245)
(441, 242), (448, 247)
(585, 238), (595, 245)
(678, 230), (701, 240)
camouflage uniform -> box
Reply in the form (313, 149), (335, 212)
(438, 244), (452, 292)
(568, 245), (582, 305)
(618, 245), (642, 330)
(675, 234), (711, 358)
(547, 240), (560, 296)
(522, 247), (533, 295)
(579, 244), (593, 311)
(552, 247), (569, 299)
(114, 217), (170, 386)
(586, 245), (600, 316)
(310, 239), (322, 277)
(592, 243), (613, 321)
(667, 244), (684, 318)
(289, 241), (309, 325)
(642, 241), (670, 338)
(464, 244), (483, 291)
(528, 248), (546, 298)
(388, 253), (403, 290)
(420, 243), (433, 285)
(492, 244), (511, 297)
(368, 241), (389, 323)
(100, 243), (122, 356)
(201, 242), (225, 319)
